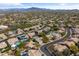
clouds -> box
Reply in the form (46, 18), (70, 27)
(0, 0), (79, 9)
(19, 0), (79, 3)
(0, 0), (21, 3)
(0, 0), (79, 3)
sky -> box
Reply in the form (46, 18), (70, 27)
(0, 0), (79, 3)
(0, 0), (79, 9)
(0, 3), (79, 9)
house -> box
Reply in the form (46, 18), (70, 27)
(46, 35), (53, 40)
(16, 28), (24, 34)
(27, 32), (35, 38)
(28, 49), (42, 56)
(0, 42), (7, 49)
(53, 44), (67, 52)
(11, 44), (17, 50)
(7, 38), (19, 45)
(24, 28), (30, 32)
(25, 41), (35, 48)
(6, 31), (16, 37)
(42, 27), (50, 34)
(76, 25), (79, 28)
(74, 28), (79, 34)
(73, 28), (79, 38)
(58, 27), (65, 33)
(0, 25), (8, 30)
(0, 52), (8, 56)
(36, 30), (42, 35)
(68, 37), (79, 43)
(0, 33), (7, 41)
(64, 41), (75, 47)
(16, 34), (28, 41)
(52, 32), (62, 39)
(33, 36), (43, 45)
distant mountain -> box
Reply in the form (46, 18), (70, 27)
(0, 7), (52, 13)
(0, 7), (79, 13)
(26, 7), (51, 11)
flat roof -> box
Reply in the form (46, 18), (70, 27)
(7, 38), (19, 45)
(0, 42), (7, 49)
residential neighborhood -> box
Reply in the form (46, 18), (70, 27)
(0, 3), (79, 56)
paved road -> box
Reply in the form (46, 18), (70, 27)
(40, 28), (72, 56)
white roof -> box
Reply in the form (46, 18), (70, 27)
(0, 25), (8, 29)
(11, 44), (16, 48)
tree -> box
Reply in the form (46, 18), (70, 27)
(51, 36), (56, 40)
(69, 44), (79, 55)
(40, 32), (49, 43)
(76, 42), (79, 48)
(34, 42), (40, 48)
(53, 24), (59, 31)
(14, 49), (20, 56)
(63, 49), (71, 56)
(61, 32), (65, 36)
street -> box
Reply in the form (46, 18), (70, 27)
(40, 28), (72, 56)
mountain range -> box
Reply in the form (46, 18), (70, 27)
(0, 7), (52, 13)
(0, 7), (79, 13)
